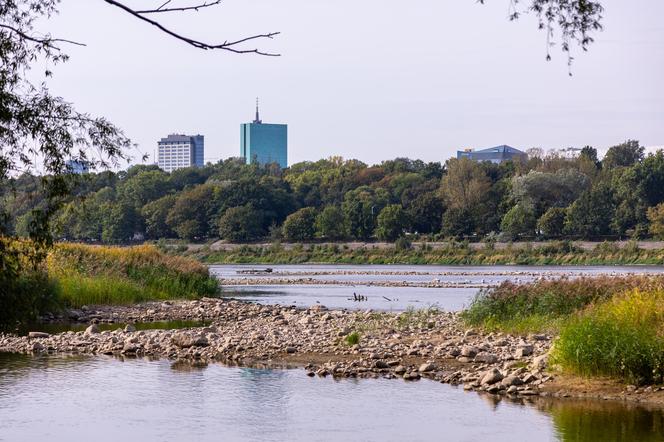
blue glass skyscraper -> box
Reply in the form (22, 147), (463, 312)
(240, 101), (287, 168)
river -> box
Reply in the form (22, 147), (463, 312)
(211, 264), (664, 311)
(4, 264), (664, 441)
(1, 354), (662, 442)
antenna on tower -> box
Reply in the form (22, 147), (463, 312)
(254, 97), (262, 124)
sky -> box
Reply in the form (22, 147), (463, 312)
(41, 0), (664, 166)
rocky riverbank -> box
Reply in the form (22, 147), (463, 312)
(1, 298), (662, 405)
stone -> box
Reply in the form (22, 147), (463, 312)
(84, 324), (100, 335)
(419, 363), (436, 373)
(501, 375), (524, 387)
(474, 352), (498, 364)
(393, 365), (407, 375)
(171, 333), (209, 348)
(28, 332), (50, 339)
(124, 324), (136, 333)
(461, 345), (479, 357)
(506, 386), (518, 394)
(374, 360), (390, 369)
(532, 354), (548, 370)
(481, 368), (504, 385)
(515, 344), (534, 358)
(286, 346), (297, 354)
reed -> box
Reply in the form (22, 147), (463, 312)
(48, 243), (219, 308)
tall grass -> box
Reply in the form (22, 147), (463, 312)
(552, 289), (664, 385)
(461, 276), (664, 333)
(48, 244), (219, 307)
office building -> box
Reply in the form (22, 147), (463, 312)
(65, 160), (90, 174)
(456, 145), (527, 164)
(240, 101), (287, 168)
(157, 134), (205, 172)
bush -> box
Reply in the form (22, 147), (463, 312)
(462, 275), (664, 333)
(395, 236), (412, 251)
(552, 289), (664, 385)
(0, 238), (60, 331)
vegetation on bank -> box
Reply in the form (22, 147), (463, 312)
(462, 276), (664, 385)
(6, 142), (664, 248)
(193, 240), (664, 266)
(0, 242), (219, 331)
(49, 244), (219, 307)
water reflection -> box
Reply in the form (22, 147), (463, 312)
(0, 354), (662, 442)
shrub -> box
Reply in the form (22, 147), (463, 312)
(345, 332), (360, 346)
(552, 289), (664, 384)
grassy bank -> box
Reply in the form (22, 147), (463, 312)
(0, 242), (219, 330)
(192, 241), (664, 266)
(47, 244), (219, 308)
(462, 276), (664, 385)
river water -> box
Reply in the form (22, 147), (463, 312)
(4, 264), (664, 440)
(1, 354), (662, 442)
(211, 264), (664, 311)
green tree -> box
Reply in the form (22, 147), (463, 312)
(282, 207), (317, 241)
(603, 140), (645, 169)
(537, 207), (566, 238)
(564, 184), (616, 239)
(117, 169), (171, 209)
(142, 195), (177, 239)
(647, 203), (664, 240)
(101, 202), (139, 244)
(500, 204), (536, 239)
(406, 192), (444, 234)
(315, 206), (345, 240)
(342, 186), (389, 240)
(218, 205), (266, 242)
(166, 185), (216, 240)
(375, 204), (410, 241)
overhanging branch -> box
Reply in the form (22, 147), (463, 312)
(103, 0), (280, 56)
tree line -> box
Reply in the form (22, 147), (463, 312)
(3, 140), (664, 244)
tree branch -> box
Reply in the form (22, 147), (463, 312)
(136, 0), (223, 14)
(103, 0), (280, 56)
(0, 24), (86, 49)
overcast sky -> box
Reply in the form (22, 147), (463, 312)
(43, 0), (663, 166)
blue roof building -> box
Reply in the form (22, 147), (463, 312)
(456, 145), (527, 164)
(240, 100), (287, 168)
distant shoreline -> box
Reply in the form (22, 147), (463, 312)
(172, 240), (664, 266)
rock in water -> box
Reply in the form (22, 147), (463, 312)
(481, 368), (504, 385)
(28, 332), (50, 339)
(124, 324), (137, 333)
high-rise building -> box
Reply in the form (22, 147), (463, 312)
(157, 134), (205, 172)
(240, 100), (287, 168)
